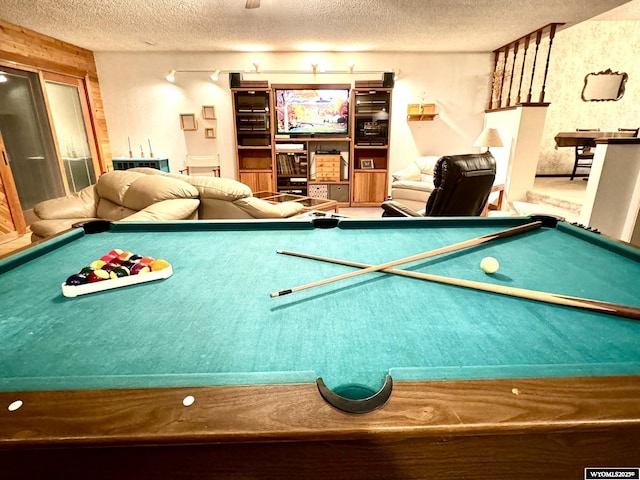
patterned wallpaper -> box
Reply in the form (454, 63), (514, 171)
(537, 20), (640, 174)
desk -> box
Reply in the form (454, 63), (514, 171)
(1, 217), (640, 478)
(554, 131), (637, 180)
(254, 191), (339, 213)
(554, 130), (636, 148)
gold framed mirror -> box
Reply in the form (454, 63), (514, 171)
(582, 69), (628, 102)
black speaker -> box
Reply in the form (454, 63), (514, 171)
(383, 72), (395, 88)
(229, 72), (242, 88)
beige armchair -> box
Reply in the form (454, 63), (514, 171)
(30, 170), (200, 241)
(388, 156), (440, 211)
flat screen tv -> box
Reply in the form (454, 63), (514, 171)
(274, 88), (349, 136)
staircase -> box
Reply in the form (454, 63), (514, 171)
(509, 178), (586, 223)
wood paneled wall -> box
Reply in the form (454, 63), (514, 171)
(0, 132), (27, 236)
(0, 19), (112, 170)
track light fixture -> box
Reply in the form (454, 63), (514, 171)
(164, 66), (395, 83)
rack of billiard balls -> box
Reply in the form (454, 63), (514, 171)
(62, 249), (172, 297)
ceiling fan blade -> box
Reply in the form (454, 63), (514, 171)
(245, 0), (260, 8)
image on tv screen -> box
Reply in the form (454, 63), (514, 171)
(275, 89), (349, 135)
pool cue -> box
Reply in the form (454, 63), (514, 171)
(270, 221), (543, 298)
(276, 250), (640, 320)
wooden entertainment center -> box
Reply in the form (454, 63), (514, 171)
(231, 79), (393, 207)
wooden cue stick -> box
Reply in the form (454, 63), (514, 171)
(270, 221), (543, 298)
(277, 250), (640, 321)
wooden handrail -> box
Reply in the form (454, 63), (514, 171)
(488, 23), (564, 111)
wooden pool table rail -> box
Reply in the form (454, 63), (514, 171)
(1, 375), (639, 478)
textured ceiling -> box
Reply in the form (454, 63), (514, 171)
(1, 0), (638, 53)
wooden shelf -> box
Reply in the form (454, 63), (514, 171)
(407, 103), (437, 121)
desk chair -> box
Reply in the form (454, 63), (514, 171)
(570, 128), (600, 181)
(381, 152), (496, 217)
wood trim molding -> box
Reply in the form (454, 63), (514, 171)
(0, 133), (27, 235)
(0, 19), (111, 172)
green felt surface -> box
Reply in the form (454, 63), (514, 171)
(1, 217), (640, 395)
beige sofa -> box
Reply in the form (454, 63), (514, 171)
(30, 168), (305, 240)
(130, 168), (303, 220)
(30, 170), (201, 241)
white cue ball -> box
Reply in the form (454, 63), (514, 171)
(480, 256), (500, 274)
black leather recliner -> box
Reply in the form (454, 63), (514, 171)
(381, 152), (496, 217)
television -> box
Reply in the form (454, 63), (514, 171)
(274, 88), (349, 137)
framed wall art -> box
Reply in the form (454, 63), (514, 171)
(180, 114), (197, 131)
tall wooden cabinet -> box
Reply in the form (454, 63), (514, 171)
(232, 83), (392, 207)
(232, 89), (273, 192)
(350, 88), (392, 206)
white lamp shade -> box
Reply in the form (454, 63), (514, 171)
(473, 128), (503, 148)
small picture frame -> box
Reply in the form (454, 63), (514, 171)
(204, 127), (216, 139)
(180, 114), (198, 131)
(360, 158), (375, 169)
(202, 106), (216, 119)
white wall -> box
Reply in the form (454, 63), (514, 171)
(580, 142), (640, 244)
(94, 51), (491, 182)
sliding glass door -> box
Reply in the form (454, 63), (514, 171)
(43, 72), (98, 192)
(0, 66), (100, 225)
(0, 66), (65, 211)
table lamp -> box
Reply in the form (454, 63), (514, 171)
(473, 127), (503, 153)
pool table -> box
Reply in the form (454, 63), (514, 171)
(1, 216), (640, 479)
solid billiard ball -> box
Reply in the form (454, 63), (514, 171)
(129, 254), (143, 262)
(88, 269), (110, 282)
(150, 259), (171, 271)
(480, 256), (500, 274)
(79, 266), (94, 275)
(65, 273), (89, 286)
(100, 253), (117, 263)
